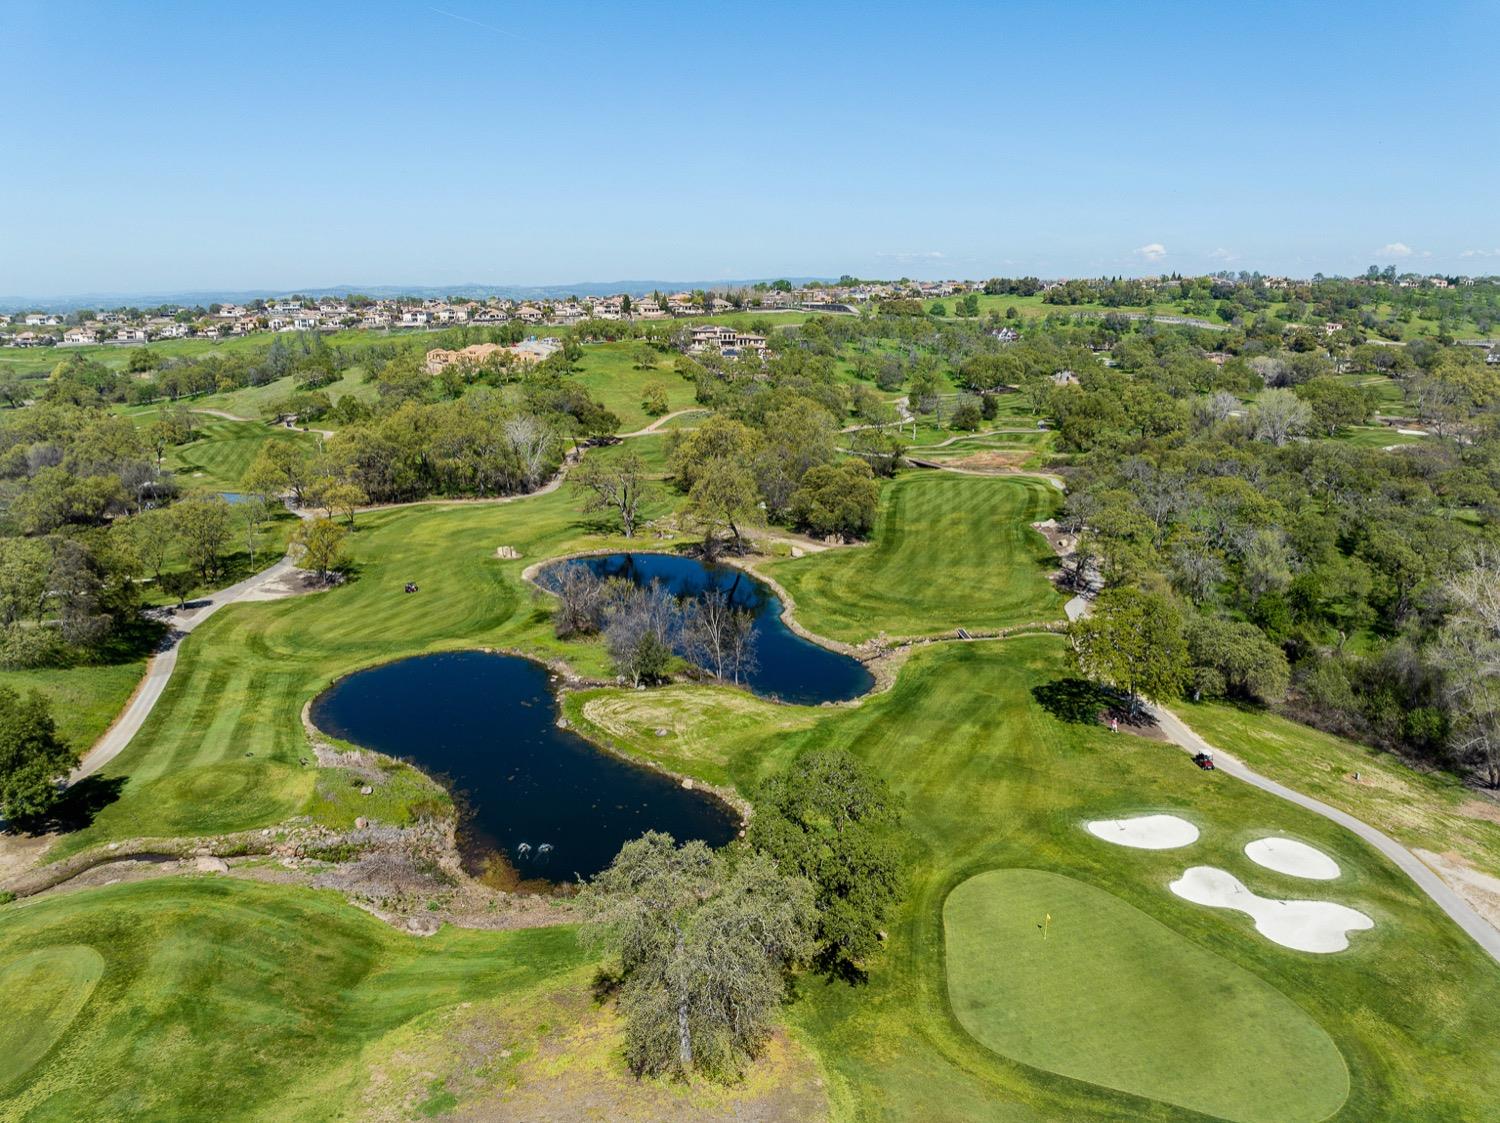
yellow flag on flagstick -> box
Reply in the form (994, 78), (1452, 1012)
(1043, 913), (1052, 940)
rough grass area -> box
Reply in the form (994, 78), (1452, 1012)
(563, 683), (819, 788)
(944, 868), (1348, 1123)
(353, 972), (828, 1121)
(164, 419), (320, 492)
(571, 342), (697, 431)
(765, 471), (1065, 642)
(0, 878), (588, 1121)
(0, 662), (145, 756)
(1184, 702), (1500, 881)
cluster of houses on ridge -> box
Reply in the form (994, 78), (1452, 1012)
(4, 273), (1490, 353)
(0, 280), (976, 351)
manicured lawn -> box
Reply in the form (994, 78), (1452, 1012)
(765, 471), (1065, 643)
(944, 868), (1347, 1123)
(1183, 701), (1500, 881)
(1331, 425), (1425, 449)
(0, 878), (588, 1120)
(164, 419), (321, 492)
(564, 683), (820, 788)
(1, 663), (146, 756)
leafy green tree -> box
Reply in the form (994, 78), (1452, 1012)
(1069, 587), (1189, 711)
(749, 748), (901, 976)
(640, 380), (669, 416)
(310, 478), (368, 529)
(293, 516), (347, 581)
(686, 456), (760, 557)
(173, 495), (233, 581)
(789, 460), (880, 539)
(0, 685), (78, 824)
(577, 832), (816, 1079)
(1295, 377), (1372, 436)
(950, 401), (982, 430)
(1185, 615), (1289, 702)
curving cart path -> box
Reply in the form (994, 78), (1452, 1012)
(1152, 703), (1500, 964)
(68, 556), (299, 783)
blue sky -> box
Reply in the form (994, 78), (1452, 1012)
(3, 0), (1497, 296)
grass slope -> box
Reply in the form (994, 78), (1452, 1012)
(0, 663), (145, 757)
(766, 471), (1065, 642)
(944, 868), (1347, 1123)
(571, 343), (697, 431)
(1184, 701), (1500, 881)
(0, 878), (587, 1120)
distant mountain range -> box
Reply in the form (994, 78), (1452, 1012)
(0, 278), (836, 315)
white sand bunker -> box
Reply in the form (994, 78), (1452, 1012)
(1170, 866), (1373, 953)
(1245, 837), (1340, 880)
(1086, 814), (1199, 850)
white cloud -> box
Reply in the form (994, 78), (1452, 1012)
(1377, 242), (1414, 258)
(876, 250), (945, 263)
(1460, 248), (1500, 258)
(1207, 247), (1237, 262)
(1135, 243), (1167, 262)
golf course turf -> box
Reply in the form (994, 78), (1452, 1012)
(11, 465), (1500, 1120)
(766, 472), (1065, 643)
(0, 878), (589, 1120)
(943, 868), (1348, 1123)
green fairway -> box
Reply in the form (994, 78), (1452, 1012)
(944, 869), (1347, 1123)
(165, 419), (320, 492)
(765, 471), (1065, 642)
(0, 878), (587, 1120)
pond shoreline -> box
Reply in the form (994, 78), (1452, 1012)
(306, 649), (744, 888)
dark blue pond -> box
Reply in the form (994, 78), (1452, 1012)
(547, 553), (874, 706)
(309, 650), (739, 886)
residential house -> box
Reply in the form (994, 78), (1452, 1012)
(688, 325), (767, 358)
(62, 327), (98, 345)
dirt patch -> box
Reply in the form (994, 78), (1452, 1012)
(1416, 848), (1500, 935)
(237, 566), (333, 602)
(0, 830), (57, 883)
(357, 985), (829, 1123)
(948, 449), (1033, 471)
(1458, 798), (1500, 827)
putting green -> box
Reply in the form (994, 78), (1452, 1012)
(943, 869), (1348, 1123)
(0, 945), (105, 1089)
